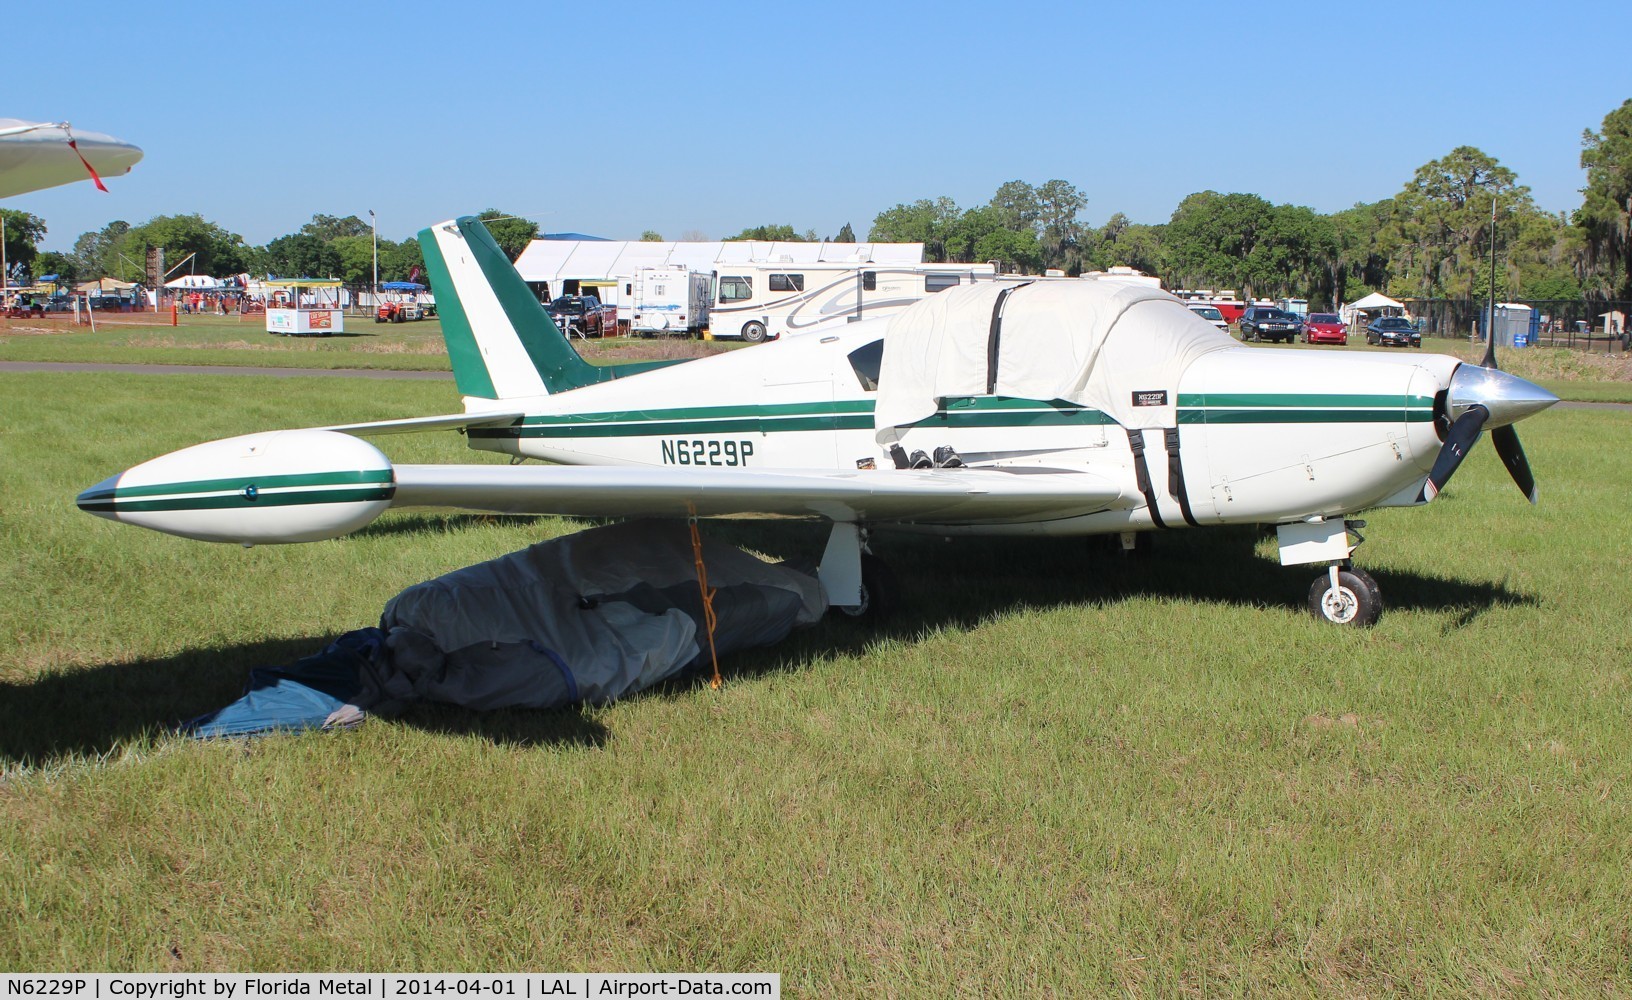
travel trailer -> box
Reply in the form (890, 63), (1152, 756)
(627, 265), (714, 337)
(710, 261), (998, 342)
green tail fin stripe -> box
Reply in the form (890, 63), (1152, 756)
(419, 217), (689, 399)
(417, 222), (498, 399)
(454, 216), (611, 393)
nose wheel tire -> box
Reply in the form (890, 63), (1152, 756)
(1308, 566), (1382, 627)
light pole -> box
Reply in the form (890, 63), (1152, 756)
(369, 209), (378, 316)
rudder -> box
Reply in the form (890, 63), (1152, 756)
(418, 217), (611, 399)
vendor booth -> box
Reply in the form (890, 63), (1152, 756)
(376, 280), (435, 322)
(265, 277), (344, 336)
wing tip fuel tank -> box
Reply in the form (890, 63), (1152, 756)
(77, 430), (396, 545)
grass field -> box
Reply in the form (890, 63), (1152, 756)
(2, 371), (1629, 991)
(0, 313), (731, 371)
(5, 310), (1630, 404)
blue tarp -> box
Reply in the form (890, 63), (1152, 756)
(185, 629), (380, 738)
(379, 281), (425, 291)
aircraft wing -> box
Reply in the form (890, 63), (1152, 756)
(0, 119), (142, 198)
(314, 411), (526, 436)
(392, 464), (1126, 525)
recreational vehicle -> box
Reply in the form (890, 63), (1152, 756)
(627, 265), (714, 337)
(710, 261), (999, 342)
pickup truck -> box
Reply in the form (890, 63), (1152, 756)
(546, 295), (610, 338)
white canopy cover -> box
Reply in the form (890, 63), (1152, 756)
(164, 274), (223, 290)
(1346, 292), (1404, 311)
(874, 280), (1233, 437)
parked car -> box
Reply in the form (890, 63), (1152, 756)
(1238, 306), (1302, 343)
(1302, 312), (1347, 345)
(1186, 303), (1230, 332)
(546, 295), (609, 337)
(1365, 316), (1421, 348)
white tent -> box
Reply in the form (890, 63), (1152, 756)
(1340, 292), (1407, 327)
(164, 274), (224, 290)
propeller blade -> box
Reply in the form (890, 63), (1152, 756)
(1491, 424), (1537, 504)
(1481, 326), (1498, 369)
(1420, 405), (1489, 502)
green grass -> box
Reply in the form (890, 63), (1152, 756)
(2, 376), (1631, 990)
(0, 312), (452, 370)
(0, 313), (735, 373)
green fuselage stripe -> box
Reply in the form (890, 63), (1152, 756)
(468, 391), (1430, 441)
(80, 486), (395, 513)
(79, 469), (393, 504)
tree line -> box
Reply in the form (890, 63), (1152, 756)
(0, 209), (540, 291)
(4, 99), (1628, 307)
(724, 99), (1632, 308)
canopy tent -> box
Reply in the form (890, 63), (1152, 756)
(1340, 292), (1407, 326)
(164, 274), (224, 290)
(75, 278), (135, 293)
(378, 281), (425, 292)
(874, 279), (1234, 440)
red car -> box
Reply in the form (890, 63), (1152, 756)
(1302, 312), (1347, 345)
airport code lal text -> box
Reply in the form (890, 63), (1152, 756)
(2, 978), (776, 1000)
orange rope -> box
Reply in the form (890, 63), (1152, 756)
(686, 503), (722, 689)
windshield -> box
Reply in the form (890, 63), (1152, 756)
(1261, 309), (1296, 321)
(548, 297), (586, 313)
(1376, 317), (1411, 329)
(1190, 306), (1223, 320)
(1308, 313), (1339, 324)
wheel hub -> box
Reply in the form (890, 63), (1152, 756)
(1320, 585), (1359, 624)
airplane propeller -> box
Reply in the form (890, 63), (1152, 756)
(1417, 318), (1553, 504)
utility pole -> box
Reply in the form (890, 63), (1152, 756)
(369, 209), (378, 316)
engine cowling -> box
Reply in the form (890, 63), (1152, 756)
(77, 429), (395, 544)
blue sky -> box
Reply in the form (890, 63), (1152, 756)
(10, 0), (1631, 253)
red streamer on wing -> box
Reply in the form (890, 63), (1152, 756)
(66, 138), (109, 192)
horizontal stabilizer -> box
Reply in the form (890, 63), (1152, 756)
(314, 411), (526, 436)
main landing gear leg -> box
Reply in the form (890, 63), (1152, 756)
(820, 523), (896, 620)
(1278, 518), (1382, 627)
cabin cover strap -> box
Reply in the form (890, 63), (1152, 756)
(983, 282), (1033, 394)
(1124, 428), (1168, 530)
(1163, 427), (1201, 527)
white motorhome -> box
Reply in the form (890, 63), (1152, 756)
(710, 261), (999, 342)
(624, 266), (714, 337)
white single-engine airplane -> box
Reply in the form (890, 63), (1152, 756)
(0, 118), (142, 199)
(78, 217), (1558, 626)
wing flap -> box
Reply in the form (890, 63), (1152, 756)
(390, 464), (1126, 525)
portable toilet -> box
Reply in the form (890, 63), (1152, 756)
(1486, 303), (1532, 349)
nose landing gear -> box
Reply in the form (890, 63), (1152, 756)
(1309, 563), (1382, 627)
(1278, 517), (1383, 626)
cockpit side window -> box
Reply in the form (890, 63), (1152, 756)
(847, 339), (884, 392)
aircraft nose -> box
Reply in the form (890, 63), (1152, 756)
(1447, 364), (1558, 428)
(76, 474), (123, 522)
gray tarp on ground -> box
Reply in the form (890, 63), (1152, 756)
(356, 520), (825, 714)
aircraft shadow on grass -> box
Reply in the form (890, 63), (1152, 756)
(0, 520), (1535, 769)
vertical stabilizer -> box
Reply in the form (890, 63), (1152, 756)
(418, 217), (613, 399)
